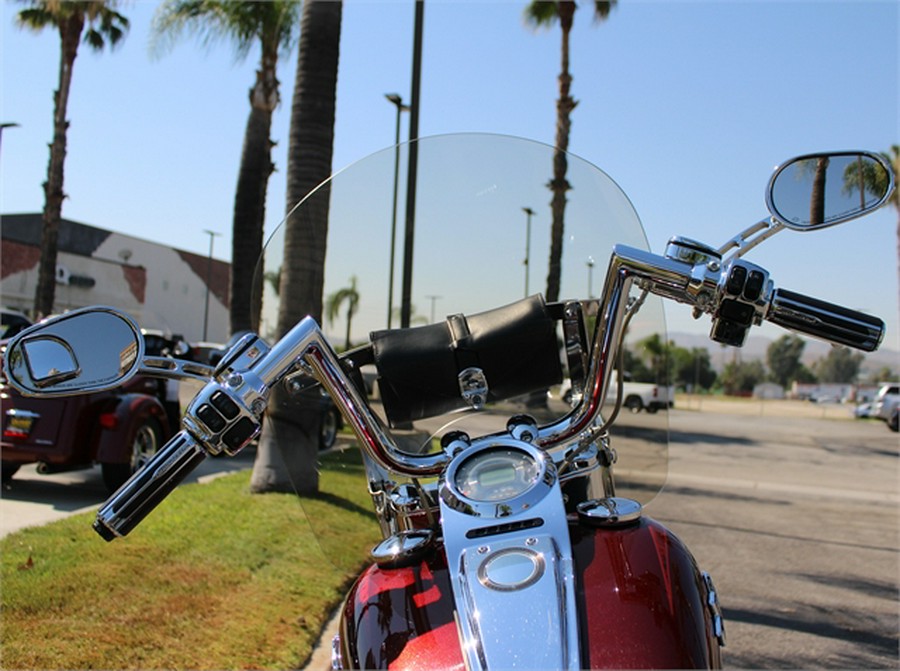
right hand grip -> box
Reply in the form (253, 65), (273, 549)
(767, 288), (885, 352)
(93, 432), (207, 541)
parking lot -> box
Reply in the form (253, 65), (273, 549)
(656, 405), (898, 668)
(3, 401), (897, 668)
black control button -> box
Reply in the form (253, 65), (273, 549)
(197, 404), (226, 433)
(711, 319), (750, 348)
(223, 417), (257, 451)
(210, 391), (240, 420)
(725, 265), (747, 296)
(719, 299), (755, 326)
(743, 270), (765, 302)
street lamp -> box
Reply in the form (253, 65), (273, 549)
(202, 229), (221, 341)
(522, 207), (535, 297)
(385, 93), (409, 329)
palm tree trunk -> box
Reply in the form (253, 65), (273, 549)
(34, 14), (83, 319)
(344, 303), (352, 350)
(545, 1), (576, 303)
(251, 0), (342, 496)
(229, 59), (278, 335)
(809, 156), (829, 226)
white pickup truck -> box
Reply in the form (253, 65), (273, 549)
(561, 372), (675, 413)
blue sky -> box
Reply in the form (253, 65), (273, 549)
(1, 0), (898, 344)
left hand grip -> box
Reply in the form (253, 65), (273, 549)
(93, 431), (207, 541)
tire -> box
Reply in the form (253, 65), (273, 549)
(319, 406), (340, 450)
(1, 461), (20, 484)
(624, 396), (643, 414)
(889, 411), (899, 433)
(102, 416), (164, 492)
(646, 405), (659, 414)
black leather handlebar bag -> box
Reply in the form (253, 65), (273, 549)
(370, 295), (562, 427)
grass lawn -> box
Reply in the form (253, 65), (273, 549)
(1, 449), (380, 670)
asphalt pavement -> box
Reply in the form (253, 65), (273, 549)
(2, 402), (897, 668)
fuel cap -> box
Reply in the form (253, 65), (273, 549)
(478, 547), (545, 592)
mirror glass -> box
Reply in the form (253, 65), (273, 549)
(4, 309), (143, 396)
(21, 337), (80, 387)
(768, 152), (893, 230)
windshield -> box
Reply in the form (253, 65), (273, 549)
(253, 134), (668, 568)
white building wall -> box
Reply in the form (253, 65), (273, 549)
(1, 224), (229, 344)
(93, 234), (228, 343)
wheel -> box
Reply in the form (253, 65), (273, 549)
(646, 405), (659, 414)
(624, 396), (643, 414)
(102, 416), (164, 492)
(319, 406), (340, 450)
(1, 461), (20, 484)
(888, 410), (899, 433)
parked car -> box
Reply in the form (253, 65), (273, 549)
(872, 383), (900, 421)
(1, 370), (172, 492)
(559, 371), (674, 413)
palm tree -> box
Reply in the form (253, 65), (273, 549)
(16, 0), (129, 319)
(251, 0), (342, 496)
(326, 276), (360, 351)
(524, 0), (615, 302)
(152, 0), (301, 335)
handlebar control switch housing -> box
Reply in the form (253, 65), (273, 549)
(710, 260), (772, 347)
(183, 335), (273, 456)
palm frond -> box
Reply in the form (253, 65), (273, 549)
(523, 0), (560, 29)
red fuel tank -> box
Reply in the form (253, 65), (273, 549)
(336, 516), (721, 669)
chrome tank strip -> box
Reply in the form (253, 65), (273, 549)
(439, 438), (581, 671)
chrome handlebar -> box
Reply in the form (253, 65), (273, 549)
(93, 242), (886, 540)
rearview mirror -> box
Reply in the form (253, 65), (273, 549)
(766, 151), (894, 230)
(3, 307), (143, 397)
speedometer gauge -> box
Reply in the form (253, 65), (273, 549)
(440, 438), (556, 518)
(456, 448), (540, 501)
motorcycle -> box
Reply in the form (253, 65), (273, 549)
(2, 135), (893, 670)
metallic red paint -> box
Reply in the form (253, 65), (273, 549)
(337, 517), (721, 670)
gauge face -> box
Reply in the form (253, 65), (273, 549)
(455, 447), (540, 502)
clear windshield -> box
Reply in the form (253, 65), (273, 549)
(253, 134), (668, 570)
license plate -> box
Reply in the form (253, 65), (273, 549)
(4, 410), (38, 439)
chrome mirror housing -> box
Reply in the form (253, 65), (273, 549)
(766, 151), (894, 230)
(2, 307), (144, 397)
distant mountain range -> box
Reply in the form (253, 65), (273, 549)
(667, 331), (899, 376)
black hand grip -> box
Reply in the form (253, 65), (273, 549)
(767, 288), (885, 352)
(93, 432), (207, 541)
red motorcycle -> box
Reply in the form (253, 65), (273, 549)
(3, 135), (892, 669)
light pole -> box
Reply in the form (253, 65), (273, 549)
(385, 93), (409, 329)
(586, 256), (595, 299)
(202, 229), (221, 341)
(400, 0), (425, 329)
(425, 294), (442, 323)
(522, 207), (534, 297)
